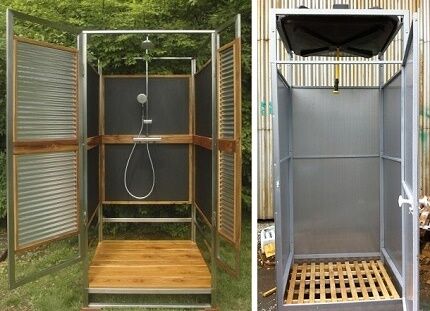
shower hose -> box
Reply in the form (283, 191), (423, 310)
(123, 106), (155, 199)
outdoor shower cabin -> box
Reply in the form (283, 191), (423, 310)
(5, 9), (242, 309)
(271, 8), (421, 311)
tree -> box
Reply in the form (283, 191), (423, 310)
(0, 0), (251, 218)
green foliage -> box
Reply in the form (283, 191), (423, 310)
(0, 152), (6, 218)
(0, 0), (251, 219)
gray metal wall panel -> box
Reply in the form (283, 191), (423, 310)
(293, 158), (380, 255)
(87, 146), (99, 220)
(195, 64), (212, 137)
(383, 73), (401, 158)
(292, 88), (379, 156)
(278, 73), (290, 159)
(87, 64), (99, 138)
(383, 159), (402, 274)
(195, 146), (212, 223)
(15, 41), (77, 141)
(404, 47), (414, 189)
(105, 144), (189, 201)
(104, 77), (189, 135)
(16, 152), (78, 248)
(279, 158), (290, 266)
(277, 72), (292, 268)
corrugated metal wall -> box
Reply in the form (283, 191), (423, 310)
(257, 0), (429, 219)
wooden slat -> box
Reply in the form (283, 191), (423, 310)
(336, 262), (348, 301)
(87, 136), (100, 149)
(13, 139), (78, 154)
(102, 200), (190, 205)
(298, 263), (307, 303)
(319, 262), (326, 302)
(193, 135), (212, 150)
(371, 260), (390, 299)
(285, 259), (399, 305)
(88, 240), (211, 290)
(286, 264), (298, 304)
(354, 261), (370, 300)
(102, 134), (192, 144)
(328, 262), (337, 302)
(345, 261), (359, 300)
(377, 260), (400, 299)
(218, 139), (236, 153)
(309, 263), (315, 303)
(362, 260), (380, 300)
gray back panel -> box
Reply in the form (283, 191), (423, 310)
(383, 74), (401, 158)
(291, 88), (380, 255)
(293, 158), (380, 254)
(104, 77), (190, 135)
(383, 159), (402, 274)
(195, 63), (213, 137)
(87, 64), (99, 138)
(105, 144), (189, 201)
(292, 88), (379, 156)
(195, 146), (212, 222)
(87, 146), (99, 219)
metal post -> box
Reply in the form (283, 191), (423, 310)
(191, 58), (197, 242)
(6, 8), (16, 289)
(78, 33), (89, 307)
(379, 52), (385, 255)
(210, 31), (218, 307)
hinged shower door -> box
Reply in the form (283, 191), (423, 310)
(6, 10), (83, 288)
(215, 37), (242, 277)
(400, 14), (420, 311)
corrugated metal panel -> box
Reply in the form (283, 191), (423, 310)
(15, 40), (77, 141)
(217, 43), (239, 244)
(16, 152), (78, 249)
(218, 152), (236, 242)
(219, 46), (235, 139)
(258, 0), (429, 219)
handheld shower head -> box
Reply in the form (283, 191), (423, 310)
(137, 93), (148, 105)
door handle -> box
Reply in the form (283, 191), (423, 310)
(398, 195), (414, 214)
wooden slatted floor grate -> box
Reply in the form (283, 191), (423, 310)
(285, 259), (399, 304)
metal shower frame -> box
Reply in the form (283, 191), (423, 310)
(6, 8), (241, 309)
(269, 8), (419, 310)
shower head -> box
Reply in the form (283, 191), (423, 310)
(137, 93), (148, 105)
(142, 37), (154, 50)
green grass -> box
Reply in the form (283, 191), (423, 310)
(0, 214), (251, 311)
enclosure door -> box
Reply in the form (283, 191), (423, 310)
(401, 16), (420, 311)
(7, 35), (82, 288)
(215, 38), (242, 276)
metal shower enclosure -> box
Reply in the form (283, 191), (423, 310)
(270, 9), (421, 311)
(5, 8), (242, 309)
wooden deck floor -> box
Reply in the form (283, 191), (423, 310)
(88, 240), (211, 290)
